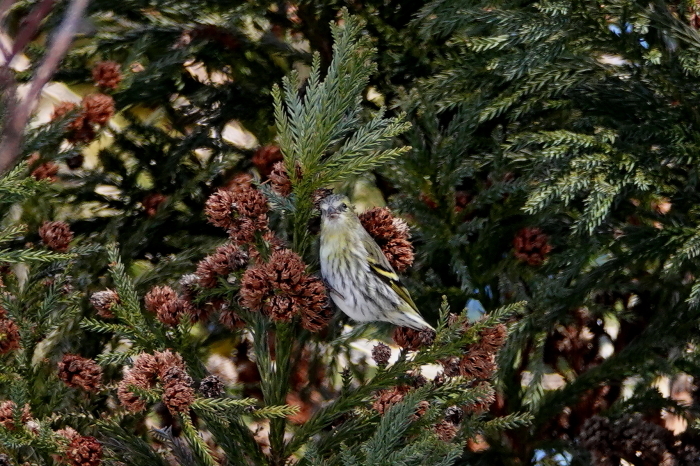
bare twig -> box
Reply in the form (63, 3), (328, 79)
(0, 0), (90, 174)
(0, 0), (16, 25)
(9, 0), (56, 62)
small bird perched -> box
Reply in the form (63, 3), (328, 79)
(319, 194), (433, 331)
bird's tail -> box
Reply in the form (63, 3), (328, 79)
(394, 308), (435, 332)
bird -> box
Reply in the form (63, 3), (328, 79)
(318, 194), (433, 331)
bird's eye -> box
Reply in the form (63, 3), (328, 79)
(341, 203), (347, 209)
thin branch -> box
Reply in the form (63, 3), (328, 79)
(0, 0), (16, 25)
(0, 0), (90, 174)
(9, 0), (56, 62)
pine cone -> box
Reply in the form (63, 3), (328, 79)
(359, 207), (414, 272)
(57, 355), (102, 392)
(458, 348), (496, 380)
(433, 420), (458, 441)
(39, 221), (73, 252)
(372, 386), (409, 414)
(195, 243), (249, 288)
(204, 186), (269, 243)
(142, 193), (167, 217)
(513, 227), (552, 266)
(65, 435), (102, 466)
(199, 375), (225, 398)
(478, 324), (508, 352)
(392, 326), (435, 351)
(371, 342), (392, 366)
(463, 382), (496, 414)
(162, 367), (195, 414)
(240, 249), (326, 325)
(31, 161), (59, 181)
(0, 401), (31, 430)
(268, 161), (292, 196)
(90, 289), (120, 318)
(577, 415), (614, 464)
(0, 317), (20, 354)
(252, 145), (283, 177)
(51, 102), (95, 143)
(92, 61), (122, 89)
(82, 93), (114, 126)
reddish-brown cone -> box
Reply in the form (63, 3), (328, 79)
(433, 420), (458, 441)
(359, 207), (414, 272)
(162, 366), (195, 414)
(371, 342), (392, 366)
(199, 374), (225, 398)
(92, 61), (122, 89)
(204, 186), (269, 243)
(252, 145), (283, 177)
(39, 221), (73, 252)
(458, 349), (496, 380)
(51, 102), (95, 143)
(0, 401), (31, 430)
(144, 286), (189, 326)
(478, 324), (508, 353)
(195, 243), (249, 288)
(240, 249), (327, 325)
(513, 227), (552, 266)
(57, 355), (102, 392)
(142, 193), (167, 217)
(0, 317), (20, 354)
(65, 435), (102, 466)
(268, 162), (292, 196)
(31, 161), (59, 181)
(372, 386), (409, 414)
(82, 93), (114, 126)
(392, 327), (435, 351)
(90, 289), (120, 319)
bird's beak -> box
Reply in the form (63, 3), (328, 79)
(325, 206), (340, 219)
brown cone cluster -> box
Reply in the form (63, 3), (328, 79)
(117, 350), (194, 414)
(39, 221), (73, 252)
(57, 355), (102, 392)
(268, 161), (292, 196)
(144, 285), (192, 326)
(252, 145), (283, 177)
(439, 322), (507, 381)
(371, 342), (392, 366)
(513, 227), (552, 266)
(204, 185), (269, 243)
(65, 435), (102, 466)
(199, 374), (225, 398)
(51, 93), (114, 144)
(359, 207), (414, 273)
(392, 327), (435, 351)
(30, 157), (59, 181)
(0, 310), (20, 354)
(0, 401), (31, 430)
(92, 61), (122, 89)
(90, 289), (120, 319)
(578, 414), (673, 466)
(240, 249), (330, 331)
(433, 420), (458, 441)
(195, 243), (249, 288)
(372, 386), (410, 415)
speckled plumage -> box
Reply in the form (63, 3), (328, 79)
(319, 194), (433, 330)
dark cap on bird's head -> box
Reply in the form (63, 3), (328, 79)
(320, 194), (352, 220)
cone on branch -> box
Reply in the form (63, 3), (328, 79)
(359, 207), (415, 273)
(39, 221), (73, 252)
(513, 227), (552, 266)
(92, 61), (122, 89)
(57, 355), (102, 392)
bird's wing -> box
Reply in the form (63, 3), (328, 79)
(362, 232), (420, 313)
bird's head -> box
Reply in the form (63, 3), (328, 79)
(319, 194), (355, 227)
